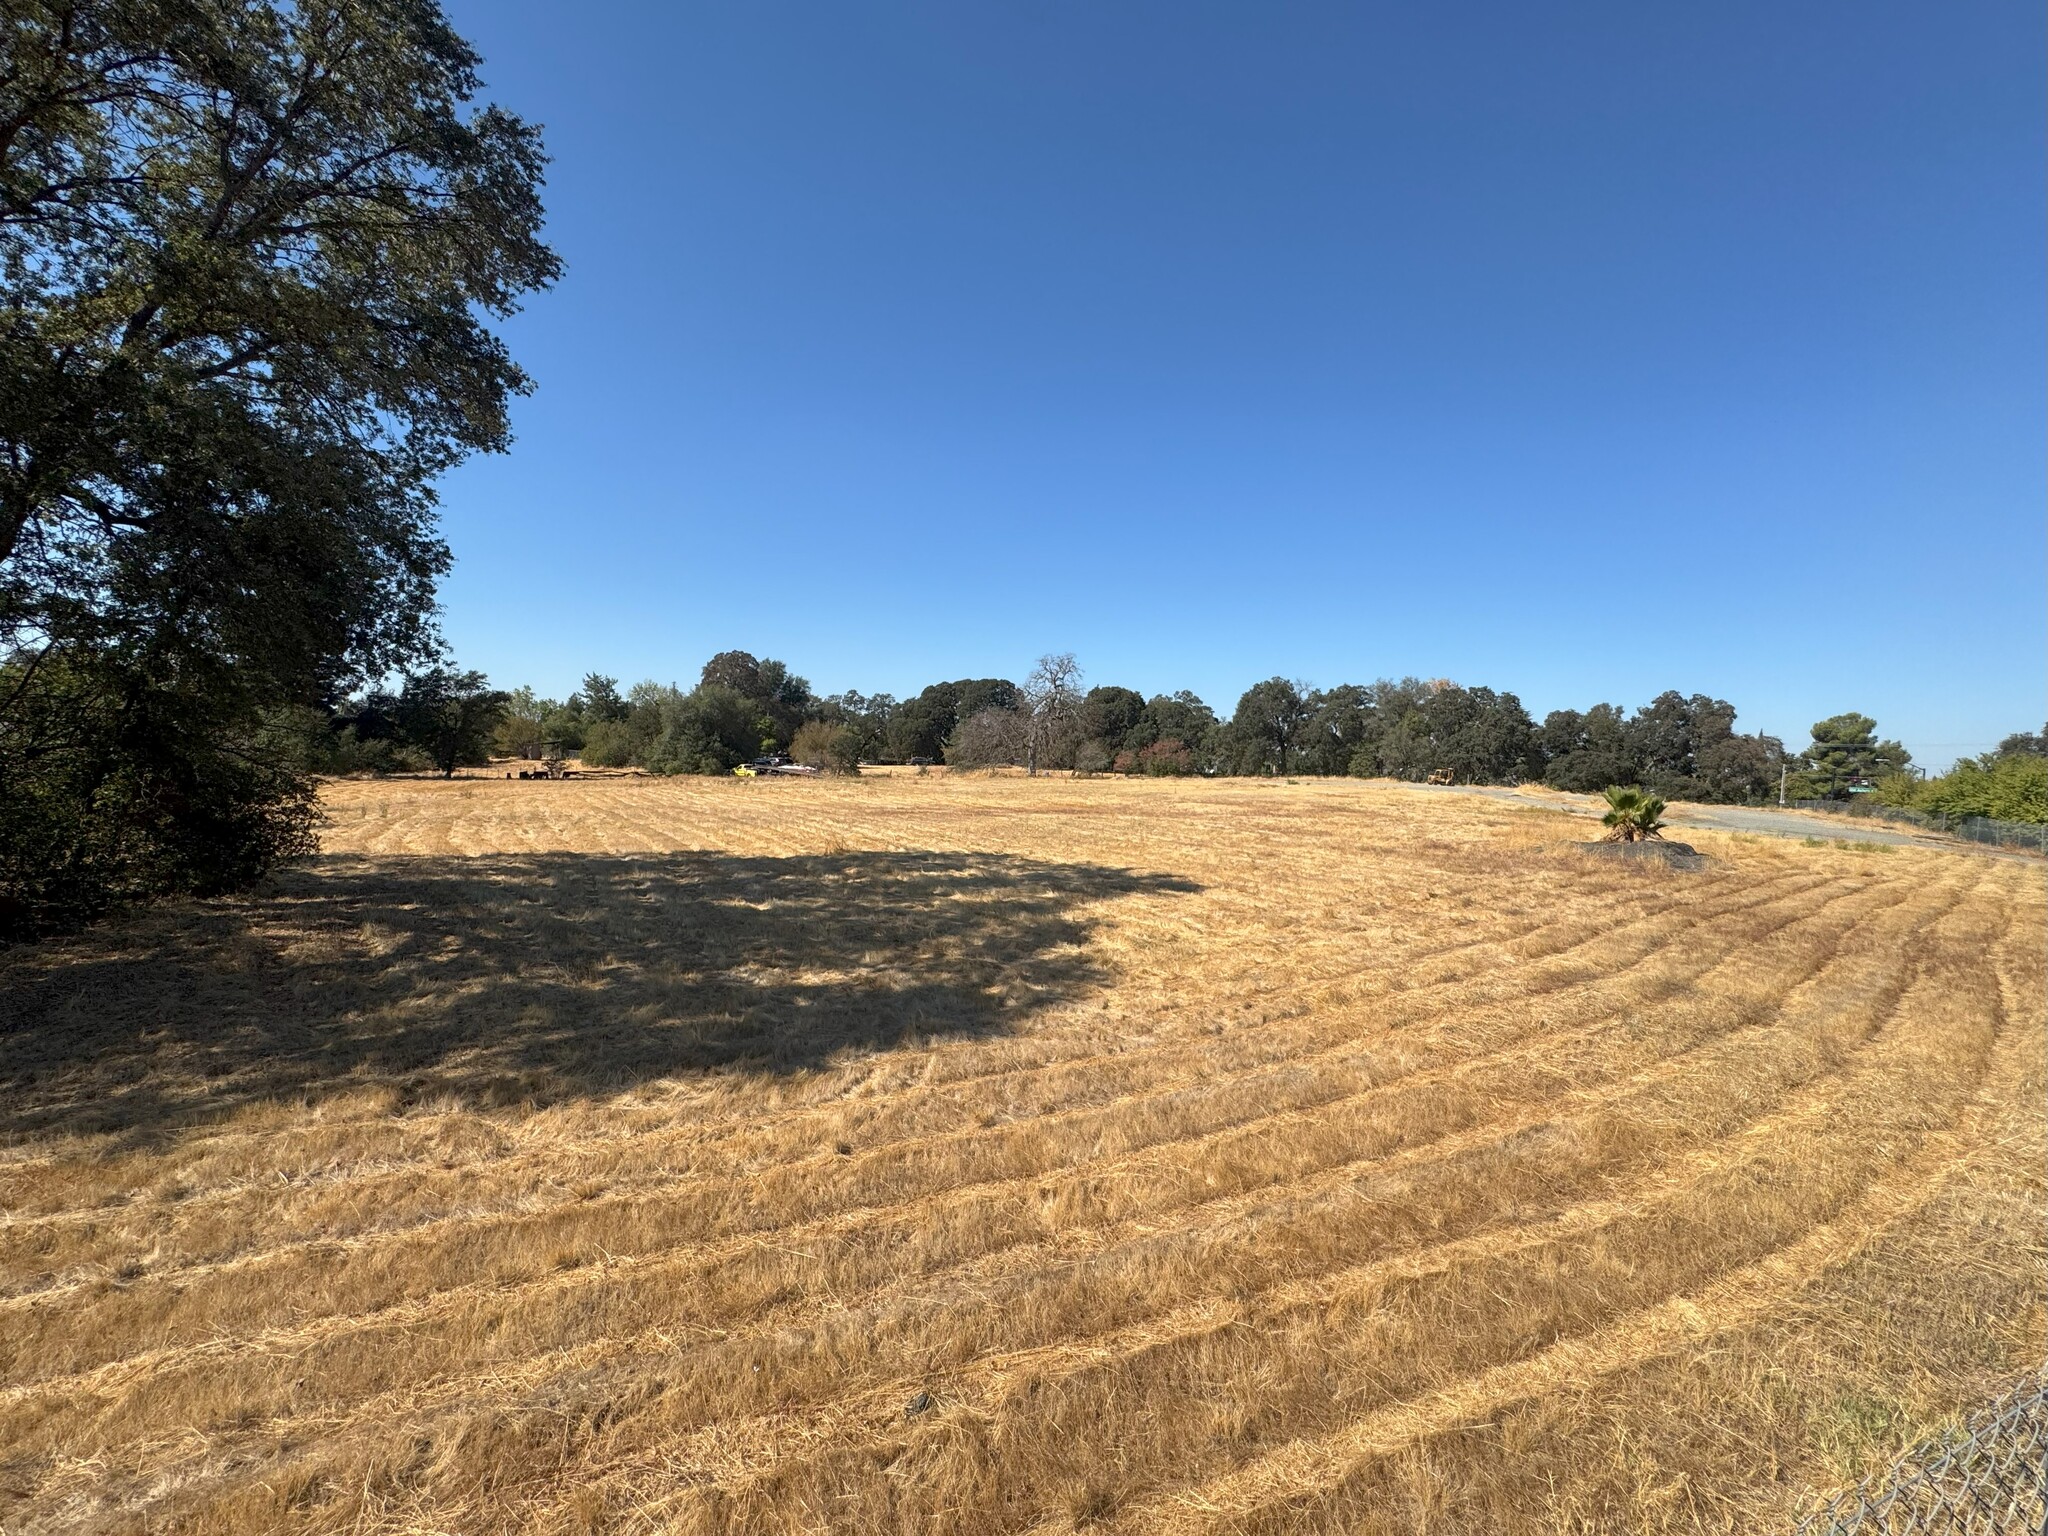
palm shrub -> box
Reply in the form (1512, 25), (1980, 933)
(1601, 785), (1667, 842)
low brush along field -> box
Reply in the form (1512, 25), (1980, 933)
(1, 772), (2040, 1535)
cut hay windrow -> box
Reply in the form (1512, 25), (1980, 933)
(1, 775), (2037, 1535)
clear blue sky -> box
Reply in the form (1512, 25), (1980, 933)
(435, 1), (2042, 767)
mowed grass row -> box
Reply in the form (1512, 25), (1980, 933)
(0, 858), (1839, 1323)
(0, 774), (2038, 1535)
(0, 847), (1820, 1268)
(0, 864), (1919, 1450)
(0, 826), (1858, 1382)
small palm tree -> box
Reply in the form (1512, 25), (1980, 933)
(1601, 785), (1667, 842)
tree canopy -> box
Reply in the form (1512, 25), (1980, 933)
(386, 668), (506, 778)
(887, 678), (1018, 763)
(1792, 713), (1911, 798)
(1231, 677), (1310, 775)
(0, 0), (558, 935)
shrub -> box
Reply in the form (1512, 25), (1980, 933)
(1073, 740), (1112, 777)
(1547, 750), (1637, 794)
(1894, 754), (2048, 824)
(0, 659), (318, 939)
(1600, 785), (1667, 842)
(1137, 738), (1196, 776)
(579, 719), (637, 768)
(311, 733), (434, 776)
(791, 721), (861, 774)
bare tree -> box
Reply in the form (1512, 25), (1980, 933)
(945, 707), (1030, 769)
(1022, 653), (1085, 776)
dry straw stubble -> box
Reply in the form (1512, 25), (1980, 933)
(0, 772), (2038, 1534)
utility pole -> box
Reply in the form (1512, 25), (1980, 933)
(1779, 760), (1788, 807)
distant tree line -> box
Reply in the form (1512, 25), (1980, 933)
(305, 648), (2038, 822)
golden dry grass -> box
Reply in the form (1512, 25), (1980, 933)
(0, 771), (2039, 1535)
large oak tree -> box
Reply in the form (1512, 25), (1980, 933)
(0, 0), (558, 933)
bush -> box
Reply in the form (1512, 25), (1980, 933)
(1073, 740), (1112, 777)
(313, 732), (434, 776)
(791, 721), (861, 774)
(0, 659), (318, 940)
(578, 719), (636, 768)
(1137, 738), (1196, 776)
(539, 710), (586, 753)
(1600, 785), (1667, 842)
(1887, 754), (2048, 824)
(1546, 750), (1637, 794)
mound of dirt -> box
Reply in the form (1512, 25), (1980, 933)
(1576, 839), (1709, 869)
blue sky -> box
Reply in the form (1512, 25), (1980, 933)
(435, 2), (2042, 766)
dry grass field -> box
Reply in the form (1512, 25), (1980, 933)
(1, 771), (2040, 1535)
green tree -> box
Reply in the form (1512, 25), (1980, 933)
(579, 680), (677, 768)
(539, 706), (585, 754)
(579, 674), (629, 723)
(816, 690), (897, 762)
(887, 678), (1020, 762)
(1127, 691), (1217, 757)
(389, 668), (508, 777)
(1411, 685), (1539, 784)
(1997, 725), (2047, 759)
(1694, 732), (1784, 804)
(577, 718), (635, 769)
(1878, 749), (2048, 825)
(0, 652), (319, 935)
(1370, 709), (1435, 781)
(495, 686), (547, 759)
(1079, 685), (1146, 761)
(696, 651), (812, 750)
(1541, 704), (1633, 792)
(0, 0), (557, 933)
(1793, 714), (1911, 799)
(1541, 695), (1777, 803)
(647, 684), (770, 776)
(1296, 685), (1375, 776)
(1623, 691), (1737, 798)
(1232, 678), (1311, 775)
(1924, 755), (2048, 823)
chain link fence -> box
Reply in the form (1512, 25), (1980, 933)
(1784, 800), (2048, 855)
(1794, 1371), (2048, 1534)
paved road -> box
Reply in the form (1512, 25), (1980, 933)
(1431, 784), (2043, 862)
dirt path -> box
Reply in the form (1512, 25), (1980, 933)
(1430, 783), (2045, 861)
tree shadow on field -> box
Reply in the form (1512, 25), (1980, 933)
(0, 851), (1200, 1145)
